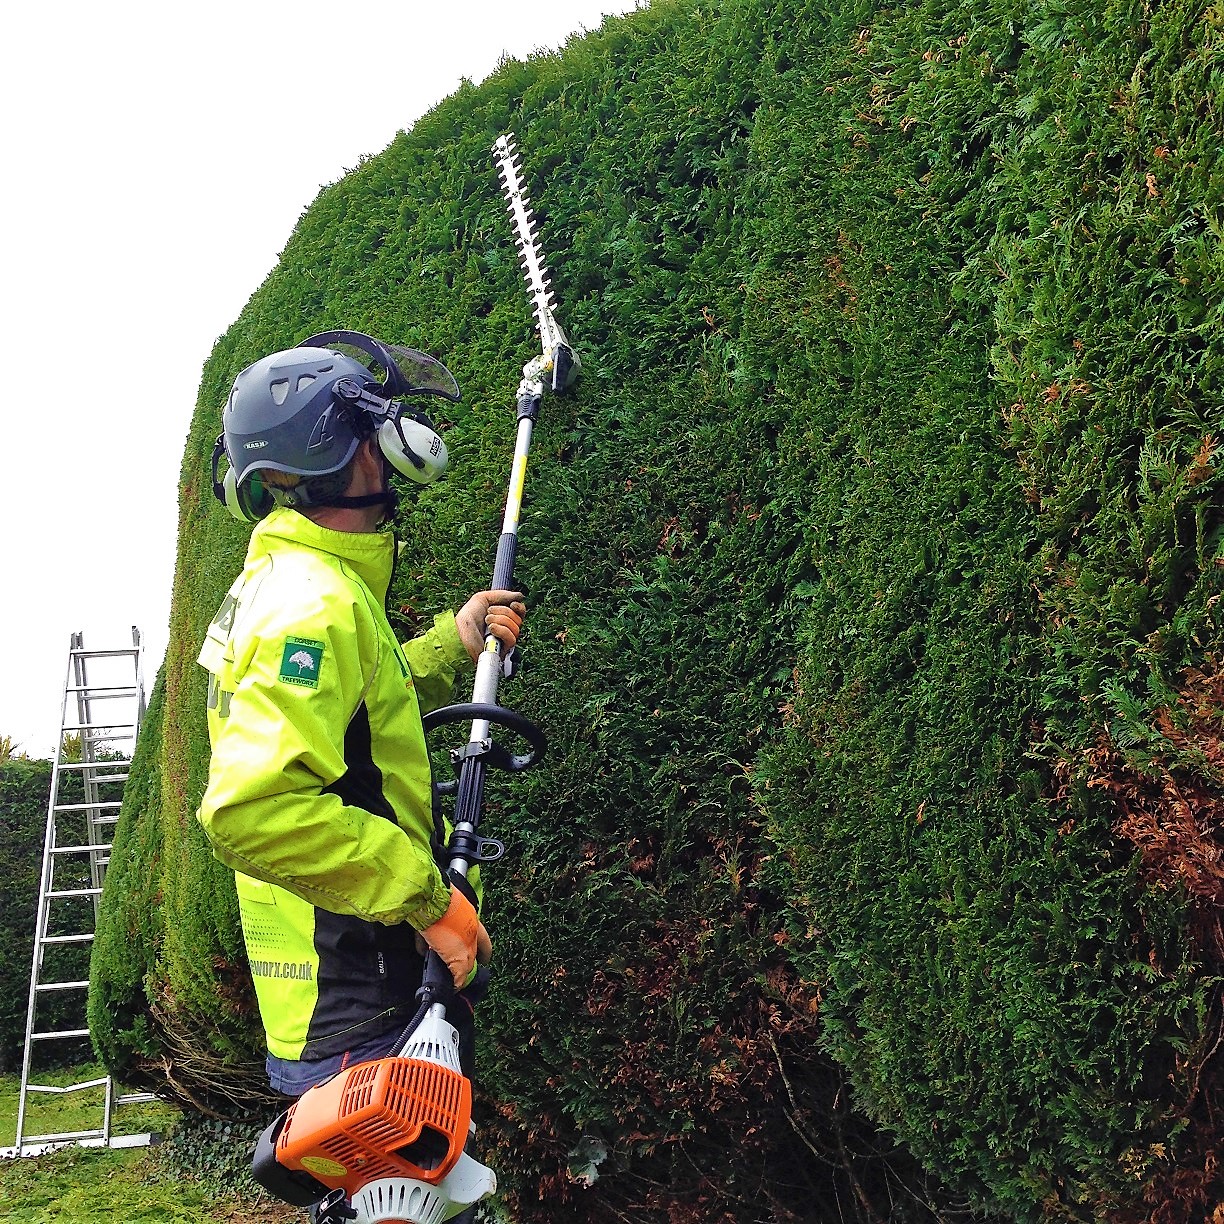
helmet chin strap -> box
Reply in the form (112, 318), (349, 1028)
(320, 456), (399, 518)
(324, 491), (392, 510)
(270, 448), (399, 519)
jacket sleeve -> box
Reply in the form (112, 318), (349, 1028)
(197, 595), (452, 931)
(401, 610), (471, 714)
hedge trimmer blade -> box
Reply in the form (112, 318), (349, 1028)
(493, 133), (580, 393)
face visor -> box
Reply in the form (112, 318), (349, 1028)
(301, 331), (461, 403)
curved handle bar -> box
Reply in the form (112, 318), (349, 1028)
(421, 703), (546, 793)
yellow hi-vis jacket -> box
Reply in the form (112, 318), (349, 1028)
(196, 507), (472, 1061)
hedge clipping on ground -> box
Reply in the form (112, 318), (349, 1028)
(91, 1), (1224, 1220)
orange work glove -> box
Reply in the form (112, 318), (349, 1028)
(456, 589), (526, 662)
(421, 884), (493, 989)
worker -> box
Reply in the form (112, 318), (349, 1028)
(196, 333), (524, 1096)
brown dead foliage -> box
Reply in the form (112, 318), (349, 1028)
(1088, 661), (1224, 961)
(495, 892), (951, 1224)
(1079, 660), (1224, 1222)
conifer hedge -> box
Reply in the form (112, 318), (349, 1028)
(0, 758), (53, 1071)
(91, 0), (1224, 1219)
(2, 759), (92, 1071)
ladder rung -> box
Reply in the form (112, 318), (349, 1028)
(53, 801), (123, 811)
(19, 1129), (107, 1144)
(60, 723), (136, 733)
(65, 685), (137, 694)
(30, 1028), (91, 1040)
(35, 980), (90, 992)
(50, 843), (113, 855)
(2, 1134), (154, 1158)
(109, 1132), (156, 1149)
(26, 1077), (109, 1093)
(116, 1092), (158, 1105)
(69, 648), (139, 658)
(41, 934), (94, 945)
(45, 887), (104, 899)
(57, 761), (130, 774)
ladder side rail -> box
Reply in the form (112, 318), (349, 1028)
(99, 627), (146, 1147)
(132, 626), (147, 732)
(74, 647), (111, 909)
(16, 636), (83, 1153)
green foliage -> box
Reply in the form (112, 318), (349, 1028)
(0, 757), (51, 1072)
(150, 1112), (279, 1200)
(0, 758), (94, 1073)
(92, 0), (1224, 1219)
(757, 0), (1224, 1217)
(0, 734), (27, 764)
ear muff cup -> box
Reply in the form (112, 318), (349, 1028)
(378, 416), (448, 485)
(213, 432), (276, 523)
(222, 465), (276, 523)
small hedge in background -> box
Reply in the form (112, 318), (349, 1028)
(0, 758), (93, 1073)
(0, 758), (53, 1072)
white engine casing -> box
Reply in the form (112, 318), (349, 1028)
(349, 1153), (498, 1224)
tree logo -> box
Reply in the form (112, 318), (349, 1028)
(278, 637), (325, 688)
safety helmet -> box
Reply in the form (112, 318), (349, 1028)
(211, 332), (459, 523)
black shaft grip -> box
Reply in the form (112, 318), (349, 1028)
(492, 532), (518, 591)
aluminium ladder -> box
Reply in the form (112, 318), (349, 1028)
(11, 628), (158, 1157)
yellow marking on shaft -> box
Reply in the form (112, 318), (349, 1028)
(505, 453), (528, 524)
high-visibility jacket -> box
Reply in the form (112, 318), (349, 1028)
(196, 507), (472, 1061)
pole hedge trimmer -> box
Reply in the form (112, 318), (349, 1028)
(248, 133), (579, 1224)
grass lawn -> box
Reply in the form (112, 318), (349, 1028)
(0, 1068), (296, 1223)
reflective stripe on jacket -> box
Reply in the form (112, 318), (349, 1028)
(196, 507), (471, 1060)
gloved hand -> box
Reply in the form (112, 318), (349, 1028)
(456, 589), (526, 663)
(421, 884), (493, 989)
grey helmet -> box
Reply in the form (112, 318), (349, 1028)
(228, 347), (374, 482)
(211, 334), (459, 523)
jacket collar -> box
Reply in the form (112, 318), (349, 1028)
(249, 507), (395, 602)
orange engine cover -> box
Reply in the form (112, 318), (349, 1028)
(276, 1056), (471, 1195)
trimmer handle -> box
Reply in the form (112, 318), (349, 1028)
(421, 702), (547, 795)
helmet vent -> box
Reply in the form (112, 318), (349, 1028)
(270, 378), (290, 406)
(296, 374), (317, 393)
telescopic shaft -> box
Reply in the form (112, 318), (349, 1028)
(418, 131), (574, 1009)
(448, 379), (543, 879)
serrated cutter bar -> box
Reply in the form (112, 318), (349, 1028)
(492, 134), (566, 359)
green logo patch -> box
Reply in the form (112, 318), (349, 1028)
(278, 637), (324, 688)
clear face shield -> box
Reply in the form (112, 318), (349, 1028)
(378, 343), (461, 401)
(302, 331), (461, 403)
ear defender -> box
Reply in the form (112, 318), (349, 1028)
(212, 433), (276, 523)
(378, 412), (449, 485)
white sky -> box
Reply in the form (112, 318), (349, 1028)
(2, 0), (638, 759)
